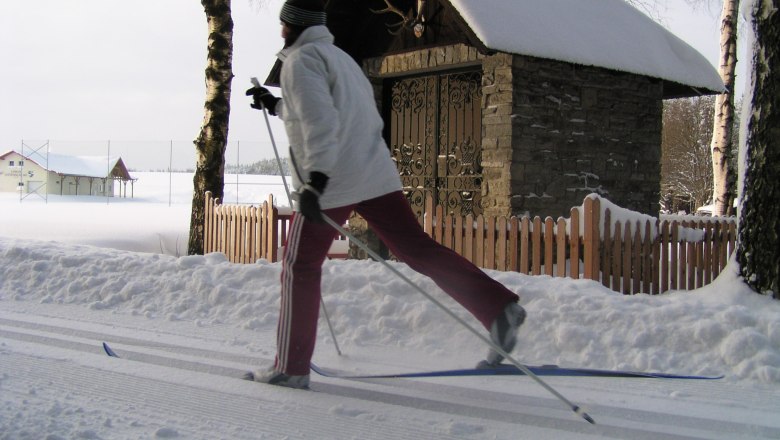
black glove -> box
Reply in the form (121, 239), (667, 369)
(245, 86), (281, 115)
(297, 172), (329, 224)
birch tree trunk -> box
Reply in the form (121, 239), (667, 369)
(738, 0), (779, 298)
(710, 0), (740, 216)
(188, 0), (234, 255)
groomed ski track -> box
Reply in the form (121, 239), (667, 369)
(1, 303), (778, 440)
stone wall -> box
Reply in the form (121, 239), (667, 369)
(364, 46), (662, 224)
(480, 53), (515, 217)
(482, 54), (664, 218)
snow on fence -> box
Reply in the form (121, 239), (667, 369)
(204, 192), (737, 295)
(422, 195), (737, 295)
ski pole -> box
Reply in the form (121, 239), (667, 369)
(251, 78), (342, 357)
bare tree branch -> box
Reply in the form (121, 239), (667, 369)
(623, 0), (669, 22)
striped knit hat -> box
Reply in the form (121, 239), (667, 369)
(280, 0), (327, 27)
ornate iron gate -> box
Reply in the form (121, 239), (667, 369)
(386, 69), (483, 218)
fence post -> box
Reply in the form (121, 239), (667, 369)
(270, 194), (279, 262)
(520, 216), (530, 274)
(509, 217), (519, 272)
(486, 216), (496, 270)
(569, 208), (580, 279)
(612, 220), (622, 292)
(670, 220), (679, 290)
(686, 224), (696, 289)
(229, 205), (237, 263)
(217, 198), (225, 255)
(241, 205), (249, 264)
(633, 222), (642, 293)
(728, 221), (737, 256)
(622, 222), (632, 294)
(424, 195), (434, 237)
(601, 209), (612, 289)
(695, 220), (704, 288)
(703, 223), (713, 285)
(204, 191), (213, 254)
(454, 215), (464, 256)
(583, 197), (600, 282)
(249, 205), (257, 264)
(532, 216), (542, 275)
(434, 203), (444, 244)
(660, 220), (670, 294)
(444, 213), (454, 250)
(497, 216), (508, 271)
(556, 218), (567, 278)
(644, 220), (653, 294)
(544, 217), (554, 276)
(465, 213), (475, 263)
(475, 215), (485, 268)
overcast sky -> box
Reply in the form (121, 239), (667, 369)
(0, 0), (746, 169)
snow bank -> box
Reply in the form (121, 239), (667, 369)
(1, 236), (778, 384)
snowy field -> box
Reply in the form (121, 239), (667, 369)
(1, 173), (779, 439)
(0, 172), (292, 256)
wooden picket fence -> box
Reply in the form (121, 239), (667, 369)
(203, 192), (347, 264)
(203, 191), (737, 295)
(204, 191), (284, 264)
(421, 195), (737, 295)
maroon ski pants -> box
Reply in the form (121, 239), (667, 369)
(275, 191), (519, 375)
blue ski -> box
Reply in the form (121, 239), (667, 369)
(103, 342), (120, 358)
(102, 342), (722, 380)
(309, 362), (724, 380)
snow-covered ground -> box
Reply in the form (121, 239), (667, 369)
(1, 173), (779, 439)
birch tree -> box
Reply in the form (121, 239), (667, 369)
(626, 0), (740, 216)
(188, 0), (234, 255)
(709, 0), (740, 216)
(737, 0), (779, 298)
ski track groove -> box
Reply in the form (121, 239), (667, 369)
(2, 313), (780, 439)
(6, 355), (317, 439)
(1, 328), (537, 439)
(3, 351), (475, 440)
(0, 316), (264, 364)
(2, 361), (213, 439)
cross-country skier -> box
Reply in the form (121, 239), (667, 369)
(244, 0), (526, 389)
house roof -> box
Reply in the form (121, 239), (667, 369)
(1, 150), (133, 180)
(446, 0), (725, 95)
(314, 0), (724, 98)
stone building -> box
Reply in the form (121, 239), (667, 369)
(269, 0), (724, 220)
(314, 0), (723, 217)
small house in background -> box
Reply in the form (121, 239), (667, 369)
(269, 0), (724, 221)
(0, 150), (136, 197)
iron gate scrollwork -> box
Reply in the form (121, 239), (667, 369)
(387, 70), (483, 219)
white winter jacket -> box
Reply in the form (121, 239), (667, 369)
(275, 26), (402, 210)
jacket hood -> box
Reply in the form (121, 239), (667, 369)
(277, 25), (334, 62)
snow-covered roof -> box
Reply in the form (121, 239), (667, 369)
(48, 153), (128, 178)
(447, 0), (725, 94)
(2, 150), (131, 179)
